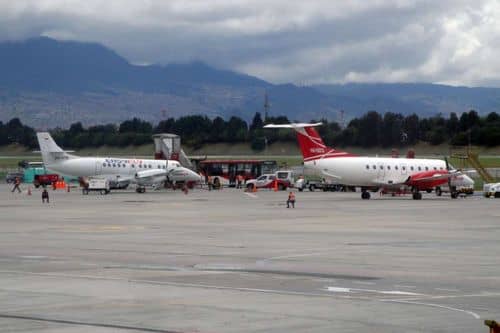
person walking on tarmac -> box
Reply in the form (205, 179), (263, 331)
(236, 174), (243, 189)
(287, 191), (296, 208)
(42, 188), (49, 203)
(11, 176), (22, 193)
(207, 175), (213, 191)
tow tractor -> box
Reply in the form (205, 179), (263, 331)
(82, 178), (110, 195)
(484, 182), (500, 198)
(295, 178), (341, 192)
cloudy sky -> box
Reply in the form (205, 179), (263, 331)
(1, 0), (500, 86)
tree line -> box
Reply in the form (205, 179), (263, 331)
(1, 110), (499, 150)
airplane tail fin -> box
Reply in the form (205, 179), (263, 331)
(36, 132), (75, 166)
(264, 123), (354, 161)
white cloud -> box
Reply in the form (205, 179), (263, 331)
(1, 0), (500, 86)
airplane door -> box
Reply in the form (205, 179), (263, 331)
(95, 161), (102, 175)
(377, 162), (385, 180)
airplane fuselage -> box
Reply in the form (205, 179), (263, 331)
(306, 156), (447, 188)
(46, 157), (169, 178)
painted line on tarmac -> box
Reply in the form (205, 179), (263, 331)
(0, 313), (181, 332)
(384, 300), (481, 320)
(326, 286), (424, 296)
(0, 270), (371, 301)
(0, 270), (493, 320)
(243, 192), (258, 198)
(262, 252), (327, 261)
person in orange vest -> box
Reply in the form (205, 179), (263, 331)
(11, 176), (22, 193)
(287, 191), (296, 208)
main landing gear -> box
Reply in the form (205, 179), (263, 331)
(361, 190), (371, 200)
(411, 187), (422, 200)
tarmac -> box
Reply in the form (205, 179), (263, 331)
(1, 183), (499, 332)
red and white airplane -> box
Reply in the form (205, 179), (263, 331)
(264, 123), (461, 200)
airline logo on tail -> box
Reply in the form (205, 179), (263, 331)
(264, 123), (355, 161)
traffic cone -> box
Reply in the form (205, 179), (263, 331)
(273, 180), (278, 192)
(27, 187), (32, 196)
(252, 184), (257, 193)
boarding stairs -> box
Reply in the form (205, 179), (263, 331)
(450, 146), (495, 183)
(152, 133), (193, 169)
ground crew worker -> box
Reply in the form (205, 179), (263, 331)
(11, 176), (22, 193)
(237, 174), (243, 189)
(42, 188), (49, 203)
(207, 175), (213, 191)
(287, 191), (296, 208)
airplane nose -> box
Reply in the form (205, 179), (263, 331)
(186, 168), (202, 183)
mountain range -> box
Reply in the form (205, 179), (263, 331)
(1, 37), (499, 128)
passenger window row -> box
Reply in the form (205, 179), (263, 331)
(102, 163), (166, 169)
(365, 164), (444, 171)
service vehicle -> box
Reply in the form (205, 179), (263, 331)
(296, 178), (341, 192)
(435, 173), (475, 196)
(483, 182), (500, 198)
(82, 178), (110, 195)
(246, 171), (293, 191)
(5, 172), (24, 183)
(198, 159), (277, 188)
(33, 174), (59, 188)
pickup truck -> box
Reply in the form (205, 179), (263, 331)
(246, 171), (293, 191)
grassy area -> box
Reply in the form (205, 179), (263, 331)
(449, 156), (500, 168)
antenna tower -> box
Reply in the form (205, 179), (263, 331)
(264, 91), (270, 121)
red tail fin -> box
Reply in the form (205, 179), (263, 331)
(264, 123), (354, 161)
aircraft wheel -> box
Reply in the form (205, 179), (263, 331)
(451, 192), (458, 199)
(309, 185), (315, 192)
(426, 189), (432, 193)
(361, 191), (371, 200)
(412, 192), (422, 200)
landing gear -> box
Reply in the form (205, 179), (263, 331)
(411, 187), (422, 200)
(450, 186), (458, 199)
(412, 192), (422, 200)
(361, 190), (371, 200)
(136, 186), (146, 193)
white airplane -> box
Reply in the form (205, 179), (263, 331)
(264, 123), (462, 200)
(36, 132), (201, 193)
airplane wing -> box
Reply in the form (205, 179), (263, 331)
(401, 170), (462, 187)
(135, 169), (168, 186)
(372, 171), (462, 187)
